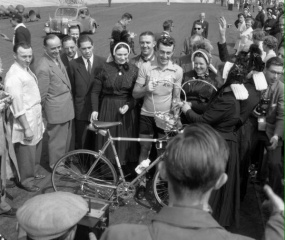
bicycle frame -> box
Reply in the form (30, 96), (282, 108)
(87, 129), (167, 187)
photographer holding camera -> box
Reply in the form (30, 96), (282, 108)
(251, 56), (284, 197)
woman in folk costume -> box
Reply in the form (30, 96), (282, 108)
(93, 30), (139, 168)
(181, 49), (222, 119)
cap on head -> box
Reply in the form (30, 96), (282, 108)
(16, 192), (88, 240)
(11, 13), (23, 23)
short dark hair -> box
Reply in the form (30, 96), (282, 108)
(121, 12), (132, 20)
(68, 25), (79, 33)
(62, 36), (77, 45)
(77, 35), (93, 48)
(139, 31), (155, 40)
(43, 34), (59, 47)
(13, 42), (32, 53)
(194, 22), (203, 28)
(265, 56), (284, 69)
(163, 20), (173, 31)
(238, 13), (245, 18)
(157, 35), (175, 49)
(164, 124), (229, 196)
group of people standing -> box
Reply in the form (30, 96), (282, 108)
(0, 5), (283, 238)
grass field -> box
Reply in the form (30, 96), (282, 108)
(0, 2), (264, 240)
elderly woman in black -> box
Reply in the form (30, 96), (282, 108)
(179, 62), (247, 228)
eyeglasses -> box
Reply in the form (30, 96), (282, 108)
(268, 69), (283, 76)
(194, 28), (201, 30)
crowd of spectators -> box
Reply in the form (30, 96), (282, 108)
(0, 2), (284, 240)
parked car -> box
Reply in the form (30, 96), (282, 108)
(44, 4), (98, 35)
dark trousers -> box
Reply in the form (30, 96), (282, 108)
(46, 120), (72, 168)
(14, 140), (42, 187)
(75, 119), (95, 150)
(249, 118), (283, 197)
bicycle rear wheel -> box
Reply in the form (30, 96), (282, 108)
(152, 169), (169, 207)
(52, 150), (118, 200)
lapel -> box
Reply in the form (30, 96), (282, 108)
(76, 57), (90, 87)
(45, 53), (71, 90)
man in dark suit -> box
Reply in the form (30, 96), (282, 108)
(61, 36), (80, 78)
(1, 13), (31, 46)
(69, 35), (104, 149)
(36, 34), (74, 169)
(191, 12), (209, 39)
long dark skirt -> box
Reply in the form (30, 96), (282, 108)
(209, 139), (240, 227)
(96, 96), (139, 166)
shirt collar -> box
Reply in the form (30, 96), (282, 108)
(14, 23), (26, 31)
(82, 54), (94, 66)
(149, 59), (177, 72)
(67, 52), (78, 61)
(152, 206), (223, 229)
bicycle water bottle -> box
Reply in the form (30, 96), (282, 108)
(135, 159), (151, 174)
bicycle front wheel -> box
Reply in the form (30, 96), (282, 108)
(152, 169), (169, 207)
(52, 150), (118, 200)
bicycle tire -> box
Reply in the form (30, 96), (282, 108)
(152, 169), (169, 207)
(52, 149), (118, 200)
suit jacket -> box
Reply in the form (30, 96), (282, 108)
(69, 54), (105, 121)
(60, 51), (81, 80)
(35, 53), (74, 124)
(100, 205), (284, 240)
(191, 20), (209, 38)
(266, 80), (284, 140)
(15, 25), (31, 45)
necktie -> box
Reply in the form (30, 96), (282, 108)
(87, 59), (92, 74)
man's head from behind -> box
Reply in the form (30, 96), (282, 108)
(121, 12), (133, 26)
(163, 20), (174, 32)
(159, 124), (229, 200)
(16, 192), (88, 240)
(10, 13), (23, 27)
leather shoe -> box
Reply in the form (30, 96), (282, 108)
(22, 185), (41, 192)
(136, 185), (146, 200)
(0, 208), (17, 218)
(34, 174), (46, 180)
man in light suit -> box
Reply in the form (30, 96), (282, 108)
(36, 34), (74, 169)
(191, 12), (209, 39)
(69, 35), (104, 149)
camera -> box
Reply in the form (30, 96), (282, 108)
(253, 98), (270, 117)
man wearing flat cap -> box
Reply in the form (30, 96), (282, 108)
(17, 192), (96, 240)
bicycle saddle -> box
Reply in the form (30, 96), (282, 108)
(91, 121), (122, 129)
